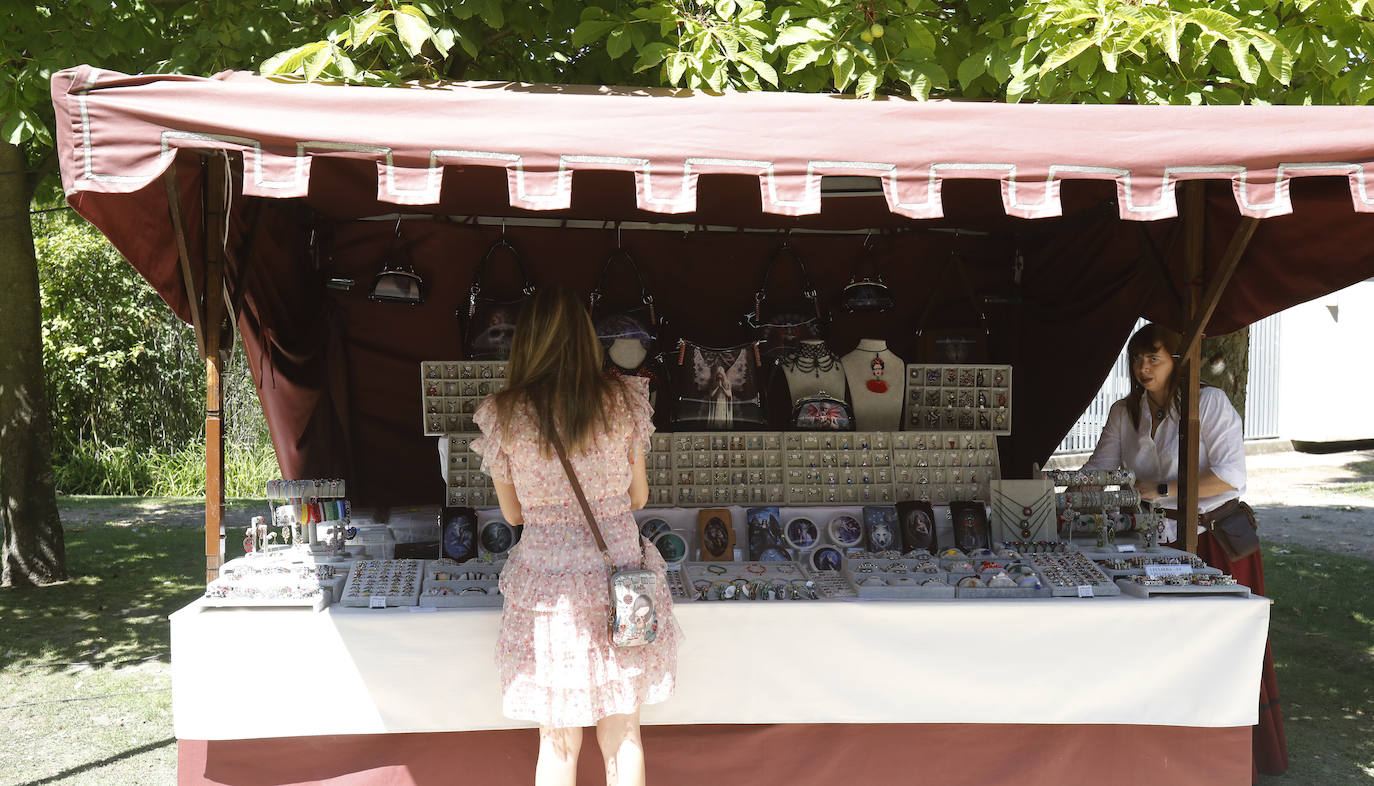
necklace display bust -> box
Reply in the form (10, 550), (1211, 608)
(778, 339), (847, 405)
(841, 338), (904, 431)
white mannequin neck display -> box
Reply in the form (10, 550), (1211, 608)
(841, 338), (904, 431)
(778, 339), (847, 405)
(607, 338), (648, 371)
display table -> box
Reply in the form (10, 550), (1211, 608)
(173, 595), (1268, 784)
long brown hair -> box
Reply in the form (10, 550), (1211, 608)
(1122, 322), (1183, 427)
(488, 284), (627, 456)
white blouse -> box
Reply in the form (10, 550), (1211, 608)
(1081, 386), (1246, 543)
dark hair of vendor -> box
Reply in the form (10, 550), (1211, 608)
(1122, 322), (1183, 427)
(488, 283), (630, 457)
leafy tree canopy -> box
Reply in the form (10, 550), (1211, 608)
(258, 0), (1370, 106)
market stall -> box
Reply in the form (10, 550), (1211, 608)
(50, 65), (1374, 785)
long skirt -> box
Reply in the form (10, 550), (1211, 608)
(1195, 530), (1290, 778)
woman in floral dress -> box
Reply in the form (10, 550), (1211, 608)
(472, 284), (680, 786)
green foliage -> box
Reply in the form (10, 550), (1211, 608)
(254, 1), (1374, 106)
(34, 211), (275, 496)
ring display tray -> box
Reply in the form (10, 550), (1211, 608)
(421, 361), (508, 436)
(845, 555), (953, 598)
(1116, 579), (1252, 599)
(1023, 552), (1121, 597)
(340, 559), (423, 607)
(904, 364), (1012, 435)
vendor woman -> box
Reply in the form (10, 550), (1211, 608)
(1081, 322), (1288, 777)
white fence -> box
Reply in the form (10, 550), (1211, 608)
(1054, 315), (1281, 454)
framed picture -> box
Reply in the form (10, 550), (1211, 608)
(948, 500), (991, 552)
(862, 505), (901, 553)
(746, 506), (783, 561)
(697, 509), (736, 561)
(440, 506), (478, 562)
(896, 500), (938, 553)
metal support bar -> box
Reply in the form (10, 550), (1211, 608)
(203, 155), (229, 583)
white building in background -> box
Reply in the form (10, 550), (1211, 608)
(1055, 279), (1374, 454)
(1277, 279), (1374, 444)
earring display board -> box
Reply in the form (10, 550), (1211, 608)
(421, 361), (508, 436)
(446, 430), (1002, 509)
(904, 364), (1012, 435)
(671, 433), (786, 507)
(890, 431), (998, 504)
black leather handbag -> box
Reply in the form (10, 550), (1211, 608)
(463, 237), (534, 360)
(838, 238), (894, 313)
(589, 246), (663, 371)
(746, 242), (825, 361)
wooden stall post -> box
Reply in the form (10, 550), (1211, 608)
(202, 154), (229, 583)
(1177, 182), (1258, 554)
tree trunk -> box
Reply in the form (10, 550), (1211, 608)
(0, 140), (67, 586)
(1200, 327), (1250, 422)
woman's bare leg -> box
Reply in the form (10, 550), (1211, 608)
(536, 725), (582, 786)
(595, 711), (645, 786)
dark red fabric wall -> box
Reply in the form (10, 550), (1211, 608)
(71, 155), (1374, 508)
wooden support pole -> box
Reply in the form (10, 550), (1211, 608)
(1177, 217), (1259, 364)
(163, 162), (206, 359)
(203, 154), (229, 583)
(1178, 183), (1205, 555)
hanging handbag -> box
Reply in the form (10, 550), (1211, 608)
(590, 246), (668, 405)
(746, 241), (825, 360)
(837, 238), (894, 313)
(671, 339), (768, 430)
(551, 430), (660, 649)
(1203, 499), (1260, 561)
(791, 390), (855, 431)
(463, 236), (534, 360)
(590, 246), (662, 362)
(914, 252), (990, 364)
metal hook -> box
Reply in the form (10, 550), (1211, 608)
(616, 221), (622, 249)
(501, 218), (506, 236)
(393, 216), (403, 238)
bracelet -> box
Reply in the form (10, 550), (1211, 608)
(746, 563), (766, 574)
(706, 564), (727, 575)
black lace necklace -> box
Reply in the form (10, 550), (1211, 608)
(778, 342), (840, 376)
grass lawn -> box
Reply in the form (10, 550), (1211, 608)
(1, 500), (1371, 784)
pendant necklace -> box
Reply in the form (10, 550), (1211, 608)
(866, 353), (889, 394)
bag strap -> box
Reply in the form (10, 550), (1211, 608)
(846, 234), (887, 286)
(551, 429), (646, 568)
(589, 246), (657, 324)
(914, 252), (990, 338)
(754, 241), (820, 321)
(470, 236), (535, 316)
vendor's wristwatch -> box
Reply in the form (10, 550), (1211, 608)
(1157, 482), (1169, 497)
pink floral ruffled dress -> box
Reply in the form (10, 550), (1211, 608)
(471, 376), (680, 728)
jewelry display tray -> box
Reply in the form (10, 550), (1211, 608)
(1022, 553), (1122, 597)
(340, 559), (423, 608)
(845, 556), (955, 599)
(903, 364), (1013, 435)
(1115, 579), (1252, 599)
(421, 361), (507, 436)
(418, 559), (503, 608)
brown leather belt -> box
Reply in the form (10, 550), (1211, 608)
(1161, 498), (1242, 529)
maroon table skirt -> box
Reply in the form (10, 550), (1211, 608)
(180, 723), (1249, 785)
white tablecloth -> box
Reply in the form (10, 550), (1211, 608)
(171, 593), (1268, 740)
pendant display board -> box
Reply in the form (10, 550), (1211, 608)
(441, 435), (498, 508)
(988, 478), (1056, 544)
(421, 361), (508, 435)
(903, 364), (1012, 435)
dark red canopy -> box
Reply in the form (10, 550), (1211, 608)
(50, 65), (1374, 504)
